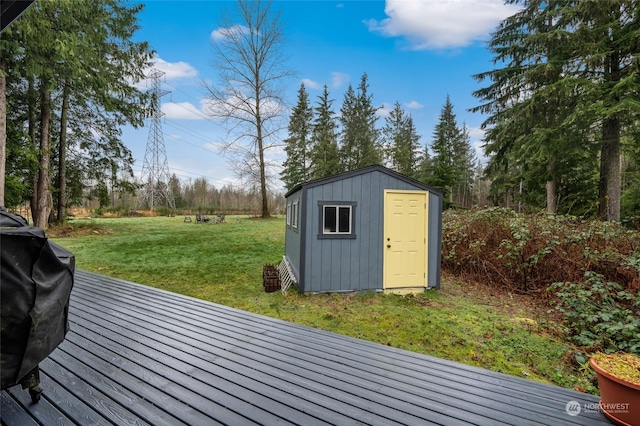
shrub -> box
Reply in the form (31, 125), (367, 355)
(442, 207), (640, 294)
(548, 272), (640, 354)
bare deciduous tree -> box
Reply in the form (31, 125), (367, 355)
(204, 0), (291, 218)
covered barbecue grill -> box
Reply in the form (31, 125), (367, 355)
(0, 209), (75, 402)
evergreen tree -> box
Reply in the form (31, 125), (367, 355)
(309, 85), (341, 179)
(451, 124), (477, 207)
(382, 101), (421, 178)
(622, 136), (640, 223)
(169, 173), (184, 209)
(429, 96), (463, 202)
(568, 0), (639, 221)
(339, 73), (381, 170)
(0, 0), (152, 225)
(472, 161), (492, 207)
(472, 0), (589, 214)
(281, 83), (312, 190)
(417, 144), (432, 185)
(473, 0), (640, 221)
(338, 84), (358, 170)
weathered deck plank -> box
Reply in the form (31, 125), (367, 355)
(2, 270), (611, 425)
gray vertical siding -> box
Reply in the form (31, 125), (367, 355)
(284, 190), (302, 285)
(428, 192), (442, 289)
(304, 170), (418, 293)
(304, 173), (371, 293)
(285, 167), (443, 293)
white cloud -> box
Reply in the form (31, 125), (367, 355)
(211, 175), (242, 188)
(152, 57), (198, 80)
(331, 72), (350, 88)
(473, 139), (487, 164)
(203, 95), (285, 121)
(405, 100), (424, 109)
(133, 56), (198, 88)
(377, 102), (393, 117)
(302, 73), (349, 90)
(211, 25), (250, 41)
(165, 133), (183, 140)
(467, 126), (487, 163)
(367, 0), (520, 50)
(302, 78), (321, 90)
(467, 125), (485, 140)
(162, 102), (207, 120)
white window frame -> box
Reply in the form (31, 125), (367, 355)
(292, 201), (299, 229)
(286, 203), (291, 226)
(317, 201), (356, 239)
(322, 205), (352, 234)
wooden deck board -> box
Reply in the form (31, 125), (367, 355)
(2, 270), (612, 425)
(0, 393), (39, 426)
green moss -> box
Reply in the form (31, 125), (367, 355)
(592, 352), (640, 384)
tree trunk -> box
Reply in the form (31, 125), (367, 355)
(257, 125), (270, 219)
(599, 117), (621, 222)
(518, 179), (523, 213)
(28, 77), (38, 223)
(0, 60), (6, 207)
(598, 49), (621, 222)
(57, 84), (70, 222)
(34, 83), (52, 229)
(546, 179), (557, 213)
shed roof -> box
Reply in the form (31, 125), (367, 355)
(285, 165), (443, 198)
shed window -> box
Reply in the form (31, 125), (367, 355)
(286, 203), (291, 226)
(317, 201), (356, 239)
(324, 206), (351, 233)
(292, 201), (299, 228)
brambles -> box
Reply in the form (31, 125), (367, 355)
(442, 208), (640, 354)
(442, 208), (639, 294)
(549, 273), (640, 354)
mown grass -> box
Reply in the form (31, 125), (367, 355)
(49, 215), (596, 393)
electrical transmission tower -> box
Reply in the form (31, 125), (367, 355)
(137, 69), (176, 212)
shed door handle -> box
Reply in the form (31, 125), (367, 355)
(387, 244), (391, 248)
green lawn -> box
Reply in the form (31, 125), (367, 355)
(50, 215), (596, 393)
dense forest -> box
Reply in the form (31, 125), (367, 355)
(1, 0), (639, 227)
(1, 0), (152, 226)
(281, 78), (481, 209)
(281, 1), (640, 226)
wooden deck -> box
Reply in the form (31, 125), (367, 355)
(2, 270), (611, 425)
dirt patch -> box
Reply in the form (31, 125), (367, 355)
(47, 223), (113, 238)
(439, 272), (558, 323)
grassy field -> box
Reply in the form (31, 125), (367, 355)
(49, 215), (596, 393)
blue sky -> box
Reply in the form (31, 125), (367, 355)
(123, 0), (521, 192)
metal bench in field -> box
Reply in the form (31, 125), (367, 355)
(195, 214), (210, 223)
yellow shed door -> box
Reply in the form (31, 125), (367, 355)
(383, 190), (428, 289)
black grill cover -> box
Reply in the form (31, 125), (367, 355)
(0, 210), (75, 389)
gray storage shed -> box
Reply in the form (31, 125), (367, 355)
(283, 165), (442, 293)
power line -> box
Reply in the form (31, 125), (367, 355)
(137, 70), (176, 211)
(130, 158), (243, 189)
(162, 121), (221, 153)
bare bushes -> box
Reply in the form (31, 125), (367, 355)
(442, 208), (640, 295)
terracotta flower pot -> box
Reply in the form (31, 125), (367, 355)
(590, 357), (640, 426)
